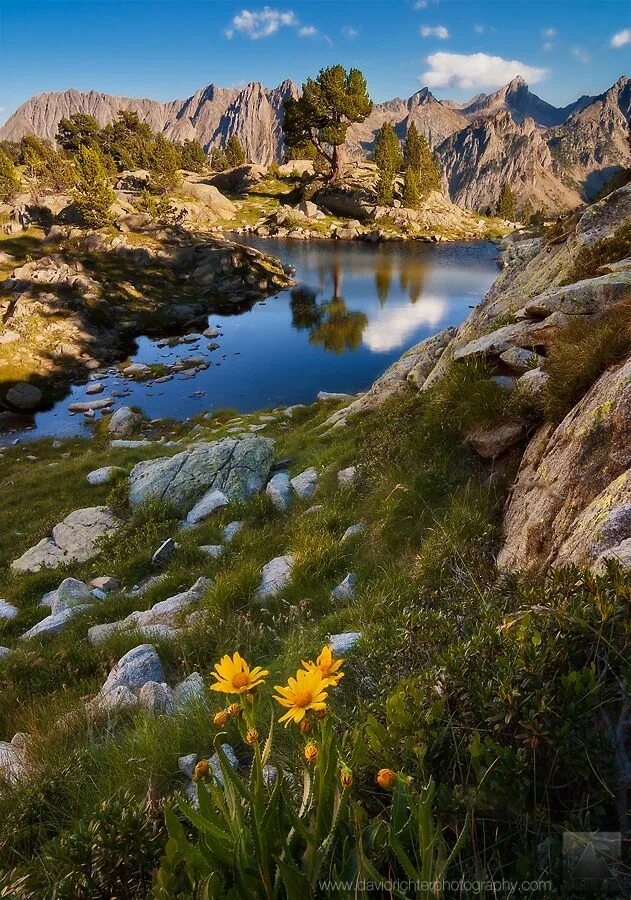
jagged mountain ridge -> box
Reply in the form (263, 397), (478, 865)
(1, 74), (629, 211)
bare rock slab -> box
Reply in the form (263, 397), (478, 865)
(128, 436), (274, 515)
(266, 471), (292, 510)
(291, 467), (318, 500)
(11, 507), (121, 574)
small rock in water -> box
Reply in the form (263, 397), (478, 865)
(317, 391), (354, 402)
(86, 383), (105, 395)
(203, 327), (220, 339)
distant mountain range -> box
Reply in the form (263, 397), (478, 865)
(1, 74), (629, 213)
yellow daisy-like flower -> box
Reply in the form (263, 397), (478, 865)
(273, 668), (328, 727)
(210, 652), (269, 695)
(302, 645), (345, 687)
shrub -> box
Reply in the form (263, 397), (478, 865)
(564, 219), (631, 283)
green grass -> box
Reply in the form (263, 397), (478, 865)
(0, 374), (628, 895)
(543, 297), (631, 421)
(563, 219), (631, 284)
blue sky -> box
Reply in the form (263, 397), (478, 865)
(0, 1), (629, 124)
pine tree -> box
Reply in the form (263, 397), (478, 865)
(179, 139), (207, 173)
(73, 145), (115, 228)
(56, 113), (101, 152)
(402, 167), (421, 209)
(496, 182), (516, 220)
(417, 135), (442, 197)
(283, 65), (372, 180)
(374, 123), (403, 205)
(225, 135), (246, 167)
(403, 122), (422, 172)
(0, 148), (19, 202)
(211, 147), (229, 172)
(149, 133), (181, 193)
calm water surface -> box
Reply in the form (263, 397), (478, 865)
(9, 238), (499, 441)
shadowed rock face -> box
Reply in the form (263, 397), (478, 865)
(128, 436), (275, 514)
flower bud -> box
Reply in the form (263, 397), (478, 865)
(213, 710), (229, 727)
(303, 742), (318, 763)
(246, 728), (259, 744)
(376, 768), (396, 789)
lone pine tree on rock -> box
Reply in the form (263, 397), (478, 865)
(225, 135), (246, 167)
(73, 145), (115, 228)
(284, 65), (372, 181)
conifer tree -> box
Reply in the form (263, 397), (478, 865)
(284, 65), (372, 180)
(73, 145), (115, 228)
(149, 133), (181, 193)
(496, 182), (516, 220)
(211, 147), (229, 172)
(417, 135), (442, 196)
(0, 147), (19, 202)
(374, 122), (402, 205)
(403, 122), (422, 172)
(402, 166), (421, 209)
(225, 135), (246, 167)
(179, 139), (207, 173)
(56, 113), (101, 152)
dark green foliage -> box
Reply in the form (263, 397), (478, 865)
(56, 113), (101, 152)
(403, 122), (422, 171)
(18, 135), (76, 191)
(374, 122), (402, 205)
(284, 65), (372, 179)
(1, 790), (165, 898)
(72, 145), (115, 227)
(565, 218), (631, 283)
(100, 109), (154, 170)
(0, 147), (20, 201)
(0, 140), (20, 163)
(225, 134), (246, 167)
(210, 146), (229, 172)
(543, 297), (631, 420)
(148, 133), (181, 193)
(416, 133), (442, 197)
(402, 166), (421, 209)
(496, 181), (516, 219)
(179, 138), (207, 173)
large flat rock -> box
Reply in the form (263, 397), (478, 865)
(11, 507), (121, 574)
(128, 437), (274, 515)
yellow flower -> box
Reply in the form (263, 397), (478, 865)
(304, 742), (318, 762)
(302, 645), (345, 687)
(376, 768), (396, 790)
(273, 668), (328, 727)
(211, 652), (268, 695)
(340, 768), (353, 789)
(193, 759), (209, 783)
(227, 703), (242, 717)
(213, 710), (229, 727)
(246, 728), (259, 744)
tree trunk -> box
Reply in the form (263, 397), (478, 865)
(330, 144), (347, 181)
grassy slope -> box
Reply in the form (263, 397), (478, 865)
(0, 353), (628, 892)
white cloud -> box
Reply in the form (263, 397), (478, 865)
(226, 7), (298, 40)
(611, 28), (631, 48)
(542, 27), (557, 39)
(342, 25), (358, 39)
(420, 52), (548, 90)
(571, 46), (591, 63)
(414, 1), (428, 8)
(474, 24), (485, 34)
(298, 25), (316, 37)
(421, 25), (449, 39)
(363, 297), (447, 352)
(542, 41), (554, 52)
